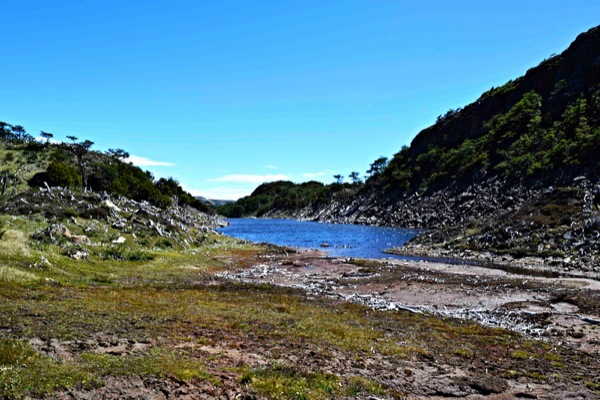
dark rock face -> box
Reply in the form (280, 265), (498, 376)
(279, 175), (535, 230)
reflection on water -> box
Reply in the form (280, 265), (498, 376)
(218, 218), (421, 259)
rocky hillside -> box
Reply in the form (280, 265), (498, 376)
(222, 25), (600, 271)
(0, 129), (225, 259)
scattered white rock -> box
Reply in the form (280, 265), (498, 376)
(101, 199), (121, 213)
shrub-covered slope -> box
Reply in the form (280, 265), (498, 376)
(218, 180), (361, 218)
(0, 125), (211, 213)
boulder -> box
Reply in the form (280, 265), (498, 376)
(50, 224), (71, 239)
(71, 235), (91, 245)
(67, 249), (89, 260)
(101, 199), (121, 213)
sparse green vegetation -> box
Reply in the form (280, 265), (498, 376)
(241, 364), (339, 400)
(218, 180), (358, 217)
(0, 340), (97, 399)
(80, 349), (214, 382)
(511, 349), (532, 360)
(380, 90), (600, 195)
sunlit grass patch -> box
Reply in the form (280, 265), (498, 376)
(526, 371), (548, 381)
(511, 350), (534, 360)
(81, 348), (215, 383)
(240, 364), (405, 400)
(503, 369), (520, 379)
(97, 245), (155, 262)
(0, 265), (39, 284)
(452, 347), (474, 358)
(0, 214), (47, 237)
(0, 229), (30, 257)
(345, 375), (390, 397)
(586, 380), (600, 394)
(241, 363), (339, 400)
(0, 339), (97, 399)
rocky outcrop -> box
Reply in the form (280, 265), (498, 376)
(289, 178), (538, 229)
(2, 186), (227, 251)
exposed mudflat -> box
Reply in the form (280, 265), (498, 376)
(216, 250), (600, 399)
(220, 252), (600, 353)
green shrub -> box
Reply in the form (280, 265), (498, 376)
(81, 207), (110, 220)
(46, 160), (82, 188)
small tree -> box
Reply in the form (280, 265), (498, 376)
(333, 174), (344, 184)
(0, 122), (11, 141)
(11, 125), (34, 143)
(367, 156), (389, 177)
(68, 139), (94, 190)
(107, 148), (130, 160)
(40, 131), (53, 144)
(349, 171), (361, 185)
(11, 125), (26, 140)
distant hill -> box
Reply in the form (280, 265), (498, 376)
(219, 25), (600, 270)
(195, 196), (234, 207)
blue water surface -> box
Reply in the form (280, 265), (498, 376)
(218, 218), (421, 259)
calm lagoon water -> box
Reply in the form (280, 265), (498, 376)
(218, 218), (421, 259)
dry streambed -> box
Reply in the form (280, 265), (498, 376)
(219, 252), (600, 354)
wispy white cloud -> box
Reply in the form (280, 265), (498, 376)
(209, 174), (291, 184)
(34, 136), (60, 144)
(302, 171), (328, 178)
(186, 186), (252, 201)
(265, 165), (278, 170)
(125, 155), (175, 167)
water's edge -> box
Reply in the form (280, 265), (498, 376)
(220, 218), (600, 281)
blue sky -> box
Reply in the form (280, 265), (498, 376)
(1, 1), (599, 199)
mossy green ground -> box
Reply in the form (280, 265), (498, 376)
(0, 214), (598, 399)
